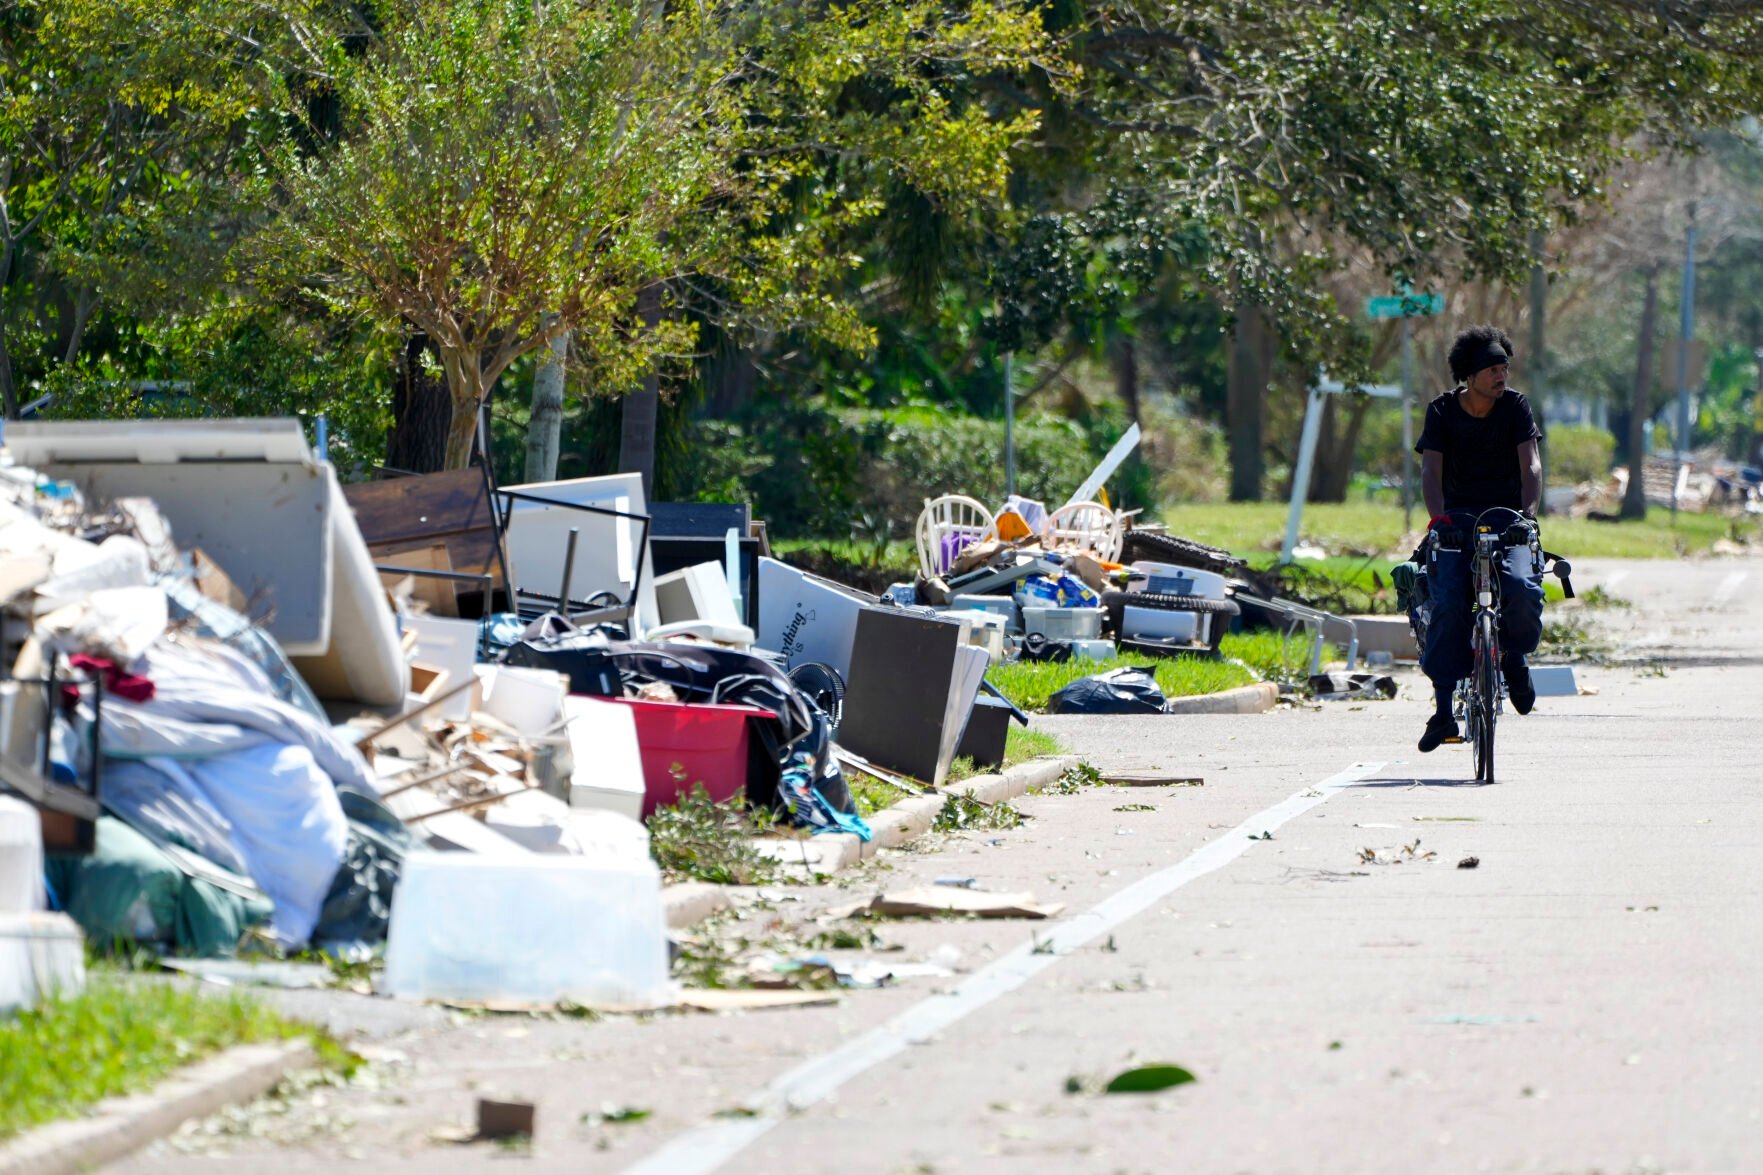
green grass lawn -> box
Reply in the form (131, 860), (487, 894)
(1159, 500), (1757, 562)
(0, 974), (336, 1140)
(986, 651), (1257, 713)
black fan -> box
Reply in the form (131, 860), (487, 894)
(788, 662), (847, 729)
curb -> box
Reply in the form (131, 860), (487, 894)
(0, 1040), (316, 1175)
(1161, 681), (1279, 715)
(658, 755), (1082, 925)
(662, 882), (735, 929)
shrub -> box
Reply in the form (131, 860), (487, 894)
(1546, 424), (1616, 486)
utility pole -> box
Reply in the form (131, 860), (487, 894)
(1672, 200), (1697, 519)
(1400, 315), (1414, 534)
(1528, 230), (1548, 515)
(1003, 351), (1016, 497)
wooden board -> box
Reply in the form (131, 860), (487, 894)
(341, 468), (508, 591)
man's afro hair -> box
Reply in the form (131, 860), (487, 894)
(1447, 324), (1514, 382)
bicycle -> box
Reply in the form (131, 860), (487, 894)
(1431, 507), (1574, 782)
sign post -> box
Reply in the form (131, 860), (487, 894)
(1368, 290), (1445, 534)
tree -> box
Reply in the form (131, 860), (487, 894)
(0, 0), (252, 416)
(259, 0), (1049, 470)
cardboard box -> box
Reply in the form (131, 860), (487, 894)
(755, 557), (877, 676)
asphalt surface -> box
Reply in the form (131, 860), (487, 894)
(110, 554), (1763, 1175)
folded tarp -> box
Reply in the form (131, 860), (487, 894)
(47, 817), (272, 958)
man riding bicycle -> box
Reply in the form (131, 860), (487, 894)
(1415, 325), (1545, 753)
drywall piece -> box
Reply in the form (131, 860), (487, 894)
(383, 852), (669, 1008)
(477, 665), (568, 738)
(653, 561), (741, 628)
(1531, 665), (1579, 696)
(406, 615), (481, 723)
(755, 557), (877, 675)
(561, 695), (645, 821)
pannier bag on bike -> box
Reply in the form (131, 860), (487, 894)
(1390, 560), (1431, 653)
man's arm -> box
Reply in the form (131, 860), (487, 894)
(1517, 439), (1541, 515)
(1421, 449), (1446, 518)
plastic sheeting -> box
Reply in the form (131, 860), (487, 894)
(91, 636), (370, 947)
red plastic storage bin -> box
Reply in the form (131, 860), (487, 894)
(602, 697), (776, 817)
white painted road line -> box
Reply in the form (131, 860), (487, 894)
(619, 760), (1388, 1175)
(1712, 570), (1748, 608)
(1604, 569), (1629, 593)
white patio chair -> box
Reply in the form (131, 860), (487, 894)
(1043, 500), (1124, 563)
(915, 494), (998, 579)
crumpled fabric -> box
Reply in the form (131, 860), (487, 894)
(89, 635), (368, 947)
(774, 751), (871, 841)
(67, 653), (155, 702)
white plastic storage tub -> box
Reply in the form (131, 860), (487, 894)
(951, 594), (1022, 631)
(1130, 562), (1228, 600)
(1120, 604), (1198, 643)
(384, 852), (670, 1008)
(1022, 606), (1103, 641)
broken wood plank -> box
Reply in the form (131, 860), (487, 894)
(352, 679), (478, 752)
(1103, 773), (1205, 788)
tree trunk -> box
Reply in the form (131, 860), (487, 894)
(0, 240), (18, 419)
(1310, 395), (1371, 501)
(525, 323), (567, 483)
(618, 283), (662, 497)
(437, 345), (488, 472)
(1622, 269), (1659, 520)
(387, 333), (452, 474)
(1227, 303), (1268, 501)
(63, 286), (98, 365)
(1112, 333), (1141, 425)
(705, 337), (759, 418)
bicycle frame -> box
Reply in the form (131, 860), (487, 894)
(1455, 511), (1527, 781)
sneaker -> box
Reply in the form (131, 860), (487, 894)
(1504, 662), (1536, 715)
(1418, 711), (1459, 753)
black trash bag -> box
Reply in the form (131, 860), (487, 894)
(1048, 667), (1166, 715)
(1019, 633), (1073, 663)
(500, 624), (622, 696)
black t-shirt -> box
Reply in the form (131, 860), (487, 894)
(1414, 387), (1541, 511)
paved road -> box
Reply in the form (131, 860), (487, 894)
(113, 555), (1763, 1175)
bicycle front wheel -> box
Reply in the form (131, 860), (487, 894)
(1472, 611), (1498, 782)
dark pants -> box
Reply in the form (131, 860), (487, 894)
(1420, 509), (1544, 692)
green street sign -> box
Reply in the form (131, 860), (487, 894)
(1367, 292), (1444, 319)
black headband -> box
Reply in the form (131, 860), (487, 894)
(1456, 341), (1511, 381)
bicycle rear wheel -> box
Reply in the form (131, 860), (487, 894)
(1472, 611), (1498, 782)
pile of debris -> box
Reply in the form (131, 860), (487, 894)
(0, 415), (1275, 1014)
